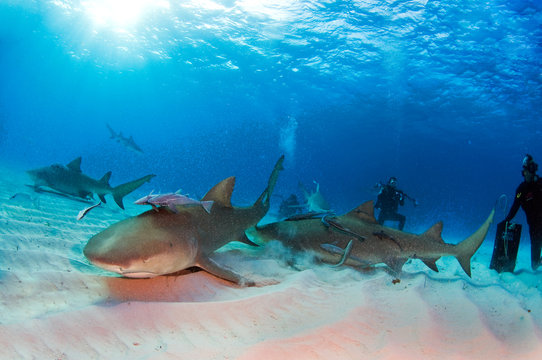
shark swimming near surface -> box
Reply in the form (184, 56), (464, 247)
(107, 124), (144, 153)
(83, 155), (285, 284)
(27, 157), (155, 209)
(246, 201), (495, 277)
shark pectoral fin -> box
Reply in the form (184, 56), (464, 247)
(78, 191), (91, 199)
(422, 259), (439, 272)
(198, 256), (254, 286)
(98, 194), (107, 203)
(233, 231), (260, 247)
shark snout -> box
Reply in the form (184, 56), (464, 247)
(84, 214), (200, 278)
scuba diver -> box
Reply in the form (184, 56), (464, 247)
(278, 193), (302, 219)
(374, 177), (417, 231)
(502, 154), (542, 271)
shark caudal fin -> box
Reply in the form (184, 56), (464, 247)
(106, 124), (117, 139)
(455, 208), (495, 277)
(254, 155), (285, 209)
(96, 171), (113, 203)
(112, 174), (156, 209)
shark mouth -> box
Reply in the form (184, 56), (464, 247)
(118, 270), (160, 278)
(93, 261), (160, 278)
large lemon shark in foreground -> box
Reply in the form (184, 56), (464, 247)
(84, 156), (284, 284)
(246, 201), (495, 277)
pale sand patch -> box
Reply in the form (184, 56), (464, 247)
(0, 165), (541, 359)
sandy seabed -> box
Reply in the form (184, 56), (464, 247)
(0, 166), (541, 360)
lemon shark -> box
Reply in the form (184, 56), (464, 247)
(246, 201), (495, 277)
(83, 155), (285, 284)
(27, 157), (155, 209)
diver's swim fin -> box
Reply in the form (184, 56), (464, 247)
(490, 221), (521, 273)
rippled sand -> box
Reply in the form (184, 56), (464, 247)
(0, 166), (540, 359)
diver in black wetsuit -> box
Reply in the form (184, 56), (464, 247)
(503, 154), (542, 270)
(375, 177), (406, 230)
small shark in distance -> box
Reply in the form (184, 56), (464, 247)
(106, 124), (144, 153)
(27, 157), (155, 209)
(299, 180), (331, 213)
(83, 155), (285, 284)
(246, 201), (495, 277)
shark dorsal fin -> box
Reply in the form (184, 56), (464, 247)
(345, 200), (378, 223)
(201, 176), (235, 208)
(66, 157), (82, 172)
(99, 171), (112, 186)
(422, 221), (444, 243)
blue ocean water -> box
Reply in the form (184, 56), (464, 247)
(0, 0), (540, 240)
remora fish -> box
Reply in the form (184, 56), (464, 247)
(77, 201), (102, 220)
(135, 192), (214, 214)
(83, 155), (285, 283)
(27, 157), (155, 209)
(107, 124), (144, 153)
(246, 201), (495, 277)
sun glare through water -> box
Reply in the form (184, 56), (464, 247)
(82, 0), (170, 29)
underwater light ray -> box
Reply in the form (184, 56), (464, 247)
(81, 0), (170, 29)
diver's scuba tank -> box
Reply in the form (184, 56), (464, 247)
(490, 220), (522, 273)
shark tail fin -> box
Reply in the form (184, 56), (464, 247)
(254, 155), (285, 210)
(112, 174), (156, 209)
(106, 124), (116, 138)
(455, 208), (495, 277)
(96, 172), (113, 203)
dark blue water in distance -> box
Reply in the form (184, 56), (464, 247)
(0, 0), (541, 241)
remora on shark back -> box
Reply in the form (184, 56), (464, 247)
(246, 201), (495, 277)
(27, 157), (155, 209)
(135, 192), (214, 214)
(84, 155), (285, 284)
